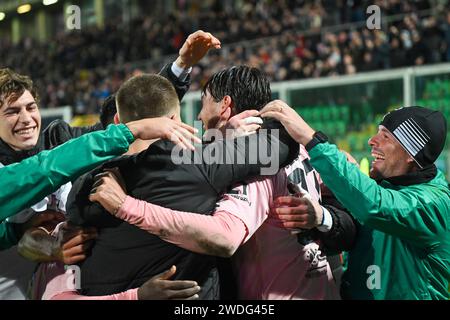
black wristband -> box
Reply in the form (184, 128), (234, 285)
(305, 131), (328, 151)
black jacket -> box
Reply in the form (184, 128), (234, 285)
(320, 188), (358, 255)
(67, 121), (300, 299)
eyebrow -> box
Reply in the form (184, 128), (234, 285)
(7, 101), (37, 110)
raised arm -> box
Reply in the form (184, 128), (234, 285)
(160, 30), (221, 101)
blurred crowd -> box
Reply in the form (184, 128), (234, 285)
(194, 10), (450, 88)
(0, 0), (449, 114)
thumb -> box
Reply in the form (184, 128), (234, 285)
(155, 265), (177, 281)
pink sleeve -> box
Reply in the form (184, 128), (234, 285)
(51, 289), (138, 300)
(39, 262), (137, 300)
(116, 197), (248, 255)
(215, 174), (282, 242)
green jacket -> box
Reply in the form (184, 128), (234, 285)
(0, 124), (134, 249)
(309, 143), (450, 300)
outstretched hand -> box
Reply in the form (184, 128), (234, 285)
(175, 30), (221, 69)
(138, 266), (201, 300)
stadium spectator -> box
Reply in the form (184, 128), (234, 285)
(1, 0), (446, 111)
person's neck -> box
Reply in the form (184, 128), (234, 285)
(126, 139), (157, 155)
(382, 165), (437, 186)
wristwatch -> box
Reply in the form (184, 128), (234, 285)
(305, 131), (328, 151)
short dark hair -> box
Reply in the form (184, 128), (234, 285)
(0, 68), (39, 109)
(100, 94), (117, 128)
(116, 74), (179, 123)
(202, 66), (271, 114)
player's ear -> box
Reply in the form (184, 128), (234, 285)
(220, 96), (233, 119)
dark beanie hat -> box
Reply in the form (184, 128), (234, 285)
(380, 106), (447, 168)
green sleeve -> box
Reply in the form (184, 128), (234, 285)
(0, 124), (133, 244)
(309, 142), (446, 247)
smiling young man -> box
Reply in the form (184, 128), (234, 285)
(0, 69), (76, 299)
(0, 89), (40, 151)
(259, 102), (450, 300)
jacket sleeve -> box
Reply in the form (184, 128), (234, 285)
(309, 142), (448, 248)
(316, 184), (358, 255)
(319, 204), (359, 255)
(202, 119), (300, 193)
(158, 63), (190, 101)
(0, 124), (134, 249)
(45, 120), (104, 147)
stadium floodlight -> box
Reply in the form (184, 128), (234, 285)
(0, 12), (5, 21)
(17, 4), (32, 14)
(43, 0), (58, 5)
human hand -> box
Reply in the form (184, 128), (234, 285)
(259, 100), (315, 146)
(56, 222), (97, 265)
(222, 110), (263, 138)
(175, 30), (221, 69)
(126, 117), (201, 150)
(138, 266), (201, 300)
(270, 195), (324, 230)
(89, 168), (127, 216)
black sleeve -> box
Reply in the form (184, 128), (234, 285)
(43, 120), (104, 148)
(201, 118), (299, 193)
(316, 185), (359, 255)
(158, 63), (190, 101)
